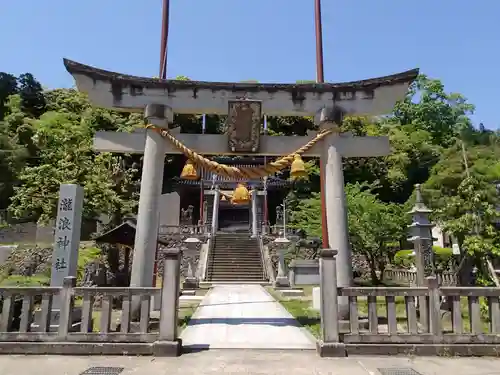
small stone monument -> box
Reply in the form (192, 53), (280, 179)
(183, 237), (200, 290)
(273, 237), (291, 288)
(32, 184), (85, 332)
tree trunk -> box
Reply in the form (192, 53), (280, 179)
(365, 253), (380, 285)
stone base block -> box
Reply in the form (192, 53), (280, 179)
(344, 343), (500, 356)
(274, 276), (290, 288)
(0, 342), (155, 355)
(278, 289), (305, 297)
(182, 278), (199, 290)
(312, 287), (320, 309)
(152, 339), (182, 357)
(316, 340), (346, 357)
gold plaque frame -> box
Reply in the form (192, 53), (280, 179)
(227, 100), (262, 153)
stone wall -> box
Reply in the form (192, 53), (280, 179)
(0, 223), (54, 244)
(0, 221), (96, 245)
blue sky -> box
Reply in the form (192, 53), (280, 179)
(2, 0), (498, 129)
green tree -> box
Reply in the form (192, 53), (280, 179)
(291, 183), (408, 284)
(393, 75), (475, 147)
(424, 141), (500, 284)
(345, 183), (408, 284)
(0, 73), (18, 121)
(8, 89), (140, 225)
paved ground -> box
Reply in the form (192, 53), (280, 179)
(180, 284), (316, 349)
(1, 351), (500, 375)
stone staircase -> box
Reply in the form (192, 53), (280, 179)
(206, 233), (266, 282)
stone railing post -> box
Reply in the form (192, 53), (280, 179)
(251, 188), (258, 238)
(211, 186), (220, 236)
(317, 249), (345, 357)
(426, 276), (442, 336)
(155, 248), (182, 356)
(57, 276), (76, 338)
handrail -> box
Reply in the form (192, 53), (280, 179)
(258, 235), (275, 284)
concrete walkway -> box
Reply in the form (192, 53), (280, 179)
(180, 284), (316, 349)
(2, 351), (500, 375)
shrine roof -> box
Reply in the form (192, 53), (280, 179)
(64, 58), (419, 94)
(94, 219), (169, 246)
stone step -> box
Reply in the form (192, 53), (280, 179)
(211, 250), (260, 256)
(207, 267), (262, 272)
(215, 239), (256, 241)
(207, 269), (263, 273)
(207, 275), (265, 280)
(208, 260), (262, 265)
(202, 280), (269, 285)
(210, 255), (261, 259)
(210, 253), (261, 257)
(208, 259), (262, 264)
(213, 244), (259, 247)
(213, 245), (259, 249)
(207, 270), (264, 275)
(207, 279), (268, 283)
(207, 266), (263, 271)
(212, 249), (261, 252)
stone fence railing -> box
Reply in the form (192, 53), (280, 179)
(158, 224), (209, 236)
(318, 250), (500, 357)
(384, 268), (458, 286)
(0, 250), (182, 356)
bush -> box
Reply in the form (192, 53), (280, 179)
(393, 247), (453, 269)
(394, 249), (414, 267)
(77, 246), (102, 281)
(0, 274), (50, 286)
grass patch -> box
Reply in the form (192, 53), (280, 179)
(0, 274), (49, 286)
(268, 288), (321, 337)
(280, 299), (321, 337)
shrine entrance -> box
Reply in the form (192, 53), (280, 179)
(218, 201), (250, 233)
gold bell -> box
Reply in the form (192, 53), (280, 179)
(180, 159), (198, 180)
(231, 183), (251, 205)
(290, 154), (308, 180)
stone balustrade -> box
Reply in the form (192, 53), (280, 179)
(318, 250), (500, 357)
(384, 268), (458, 286)
(158, 224), (209, 236)
(0, 249), (182, 356)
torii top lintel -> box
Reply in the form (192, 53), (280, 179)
(63, 59), (418, 117)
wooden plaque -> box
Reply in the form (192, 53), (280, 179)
(227, 100), (262, 153)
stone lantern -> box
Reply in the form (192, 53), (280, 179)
(408, 184), (435, 284)
(273, 237), (291, 288)
(183, 237), (201, 289)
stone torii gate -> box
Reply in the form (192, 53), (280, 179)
(64, 59), (418, 317)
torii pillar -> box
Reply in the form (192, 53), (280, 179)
(318, 106), (352, 318)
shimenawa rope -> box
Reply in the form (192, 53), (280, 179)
(146, 125), (335, 179)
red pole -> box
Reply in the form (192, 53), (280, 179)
(315, 0), (325, 83)
(159, 0), (170, 79)
(315, 0), (329, 249)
